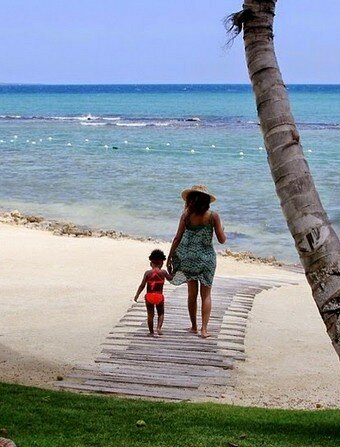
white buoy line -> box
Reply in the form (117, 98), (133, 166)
(1, 137), (308, 160)
(0, 136), (234, 152)
(0, 138), (265, 156)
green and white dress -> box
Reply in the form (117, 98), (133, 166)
(172, 217), (216, 287)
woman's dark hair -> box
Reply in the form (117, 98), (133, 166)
(149, 249), (166, 262)
(186, 191), (210, 215)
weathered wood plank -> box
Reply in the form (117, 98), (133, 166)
(95, 357), (234, 372)
(102, 341), (221, 353)
(59, 382), (198, 400)
(83, 380), (221, 399)
(102, 347), (227, 362)
(67, 373), (201, 388)
(98, 363), (232, 378)
(99, 352), (231, 368)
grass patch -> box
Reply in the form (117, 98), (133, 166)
(0, 382), (339, 446)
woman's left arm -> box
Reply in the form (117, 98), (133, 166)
(213, 212), (227, 244)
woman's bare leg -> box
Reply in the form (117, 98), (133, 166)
(187, 280), (198, 333)
(200, 284), (212, 338)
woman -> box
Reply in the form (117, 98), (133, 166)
(167, 185), (226, 338)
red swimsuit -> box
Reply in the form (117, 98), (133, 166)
(145, 269), (165, 305)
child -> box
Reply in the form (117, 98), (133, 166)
(134, 249), (173, 337)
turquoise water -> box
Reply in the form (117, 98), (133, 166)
(0, 84), (339, 262)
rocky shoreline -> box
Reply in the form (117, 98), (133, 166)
(0, 209), (301, 270)
(219, 248), (284, 267)
(0, 209), (153, 242)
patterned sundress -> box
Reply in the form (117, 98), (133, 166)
(171, 216), (216, 287)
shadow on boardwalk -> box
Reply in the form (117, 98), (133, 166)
(59, 275), (299, 401)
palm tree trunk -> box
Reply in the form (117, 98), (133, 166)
(228, 0), (340, 358)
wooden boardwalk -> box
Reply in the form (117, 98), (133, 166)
(59, 275), (299, 401)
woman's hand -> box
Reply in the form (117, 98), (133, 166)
(166, 258), (173, 275)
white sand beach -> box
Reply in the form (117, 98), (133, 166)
(0, 223), (339, 409)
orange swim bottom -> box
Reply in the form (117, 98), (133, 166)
(145, 293), (164, 305)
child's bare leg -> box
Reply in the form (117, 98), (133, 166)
(156, 302), (164, 335)
(187, 280), (198, 333)
(200, 284), (212, 338)
(145, 301), (155, 334)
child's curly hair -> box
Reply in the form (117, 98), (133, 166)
(149, 249), (166, 262)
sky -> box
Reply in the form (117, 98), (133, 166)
(1, 0), (339, 84)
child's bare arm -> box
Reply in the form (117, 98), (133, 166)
(134, 272), (148, 302)
(161, 269), (174, 282)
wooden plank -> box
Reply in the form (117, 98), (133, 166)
(102, 340), (244, 356)
(99, 351), (230, 368)
(103, 347), (226, 362)
(95, 357), (234, 372)
(106, 334), (220, 344)
(102, 341), (221, 353)
(82, 380), (221, 399)
(97, 364), (231, 379)
(218, 344), (245, 353)
(220, 325), (247, 332)
(228, 306), (251, 312)
(68, 373), (201, 388)
(224, 312), (249, 319)
(59, 382), (198, 400)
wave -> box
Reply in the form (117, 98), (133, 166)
(0, 114), (192, 128)
(80, 122), (107, 126)
(0, 114), (22, 119)
(115, 122), (149, 127)
(51, 114), (101, 121)
(0, 113), (338, 130)
(296, 121), (340, 130)
(102, 117), (121, 121)
(228, 231), (252, 241)
(115, 120), (174, 127)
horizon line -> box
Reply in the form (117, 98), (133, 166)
(1, 82), (339, 86)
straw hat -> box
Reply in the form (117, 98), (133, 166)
(181, 185), (216, 203)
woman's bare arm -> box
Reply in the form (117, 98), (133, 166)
(161, 269), (174, 282)
(213, 212), (227, 244)
(166, 213), (187, 273)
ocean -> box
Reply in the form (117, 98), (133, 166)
(0, 84), (339, 263)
